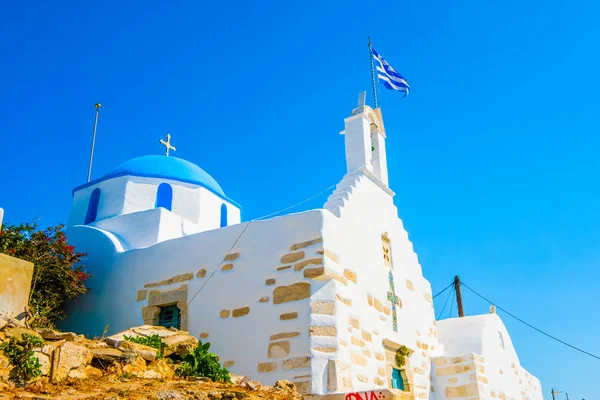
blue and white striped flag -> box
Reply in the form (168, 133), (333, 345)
(371, 48), (410, 98)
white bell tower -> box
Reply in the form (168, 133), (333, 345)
(340, 92), (389, 186)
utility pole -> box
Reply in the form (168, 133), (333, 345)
(454, 275), (464, 317)
(551, 389), (562, 400)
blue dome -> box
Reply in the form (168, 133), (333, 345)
(104, 155), (225, 196)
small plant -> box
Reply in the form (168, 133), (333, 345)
(124, 334), (167, 358)
(0, 333), (44, 382)
(175, 341), (231, 383)
(395, 345), (410, 367)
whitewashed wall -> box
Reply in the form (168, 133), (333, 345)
(433, 314), (543, 399)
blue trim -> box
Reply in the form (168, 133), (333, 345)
(220, 203), (228, 227)
(72, 172), (242, 209)
(155, 183), (173, 211)
(84, 188), (101, 224)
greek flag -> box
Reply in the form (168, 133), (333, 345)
(371, 48), (410, 98)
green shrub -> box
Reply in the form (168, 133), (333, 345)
(395, 345), (410, 367)
(0, 221), (90, 328)
(0, 333), (44, 382)
(175, 341), (230, 382)
(124, 334), (167, 358)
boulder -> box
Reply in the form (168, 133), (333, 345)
(161, 333), (198, 357)
(51, 341), (93, 382)
(36, 328), (77, 341)
(4, 327), (42, 341)
(106, 325), (178, 347)
(122, 355), (147, 376)
(33, 351), (51, 376)
(91, 348), (124, 363)
(274, 379), (297, 392)
(41, 339), (65, 357)
(147, 359), (174, 379)
(67, 365), (103, 379)
(117, 341), (157, 362)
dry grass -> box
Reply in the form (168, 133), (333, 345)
(1, 374), (302, 399)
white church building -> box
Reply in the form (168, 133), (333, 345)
(64, 96), (543, 400)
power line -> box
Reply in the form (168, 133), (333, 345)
(461, 281), (600, 361)
(437, 286), (453, 320)
(433, 282), (454, 300)
(188, 170), (357, 305)
(448, 288), (455, 319)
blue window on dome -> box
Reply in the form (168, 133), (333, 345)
(84, 188), (101, 224)
(391, 368), (405, 390)
(155, 183), (173, 211)
(220, 204), (228, 227)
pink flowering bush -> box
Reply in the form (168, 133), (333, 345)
(0, 221), (90, 328)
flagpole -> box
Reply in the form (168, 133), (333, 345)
(368, 36), (378, 108)
(87, 103), (101, 183)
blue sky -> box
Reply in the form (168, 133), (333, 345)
(1, 0), (599, 397)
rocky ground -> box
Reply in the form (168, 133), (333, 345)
(0, 317), (302, 400)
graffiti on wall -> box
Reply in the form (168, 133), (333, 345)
(345, 391), (386, 400)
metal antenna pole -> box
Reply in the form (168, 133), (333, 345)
(87, 103), (101, 182)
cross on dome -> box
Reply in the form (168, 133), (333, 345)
(159, 134), (176, 156)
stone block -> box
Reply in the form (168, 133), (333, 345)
(445, 383), (479, 398)
(220, 310), (230, 318)
(327, 359), (352, 392)
(318, 248), (340, 263)
(357, 373), (369, 383)
(117, 341), (157, 361)
(374, 298), (383, 312)
(0, 253), (34, 317)
(350, 352), (367, 367)
(343, 269), (357, 283)
(293, 258), (323, 271)
(91, 348), (124, 362)
(433, 357), (447, 366)
(258, 362), (277, 373)
(309, 326), (336, 337)
(232, 306), (250, 318)
(224, 253), (240, 261)
(291, 237), (322, 250)
(268, 341), (290, 358)
(200, 333), (209, 339)
(259, 296), (270, 302)
(293, 380), (311, 395)
(277, 265), (292, 271)
(273, 282), (311, 304)
(52, 341), (93, 383)
(311, 301), (335, 315)
(266, 278), (276, 285)
(270, 332), (300, 341)
(280, 312), (298, 320)
(282, 356), (310, 370)
(34, 351), (51, 376)
(197, 268), (207, 278)
(313, 347), (336, 353)
(4, 327), (42, 341)
(281, 251), (305, 264)
(436, 364), (473, 376)
(221, 264), (233, 271)
(304, 266), (325, 279)
(136, 290), (147, 301)
(37, 328), (77, 341)
(223, 360), (235, 367)
(361, 331), (372, 342)
(348, 317), (360, 330)
(351, 336), (365, 347)
(406, 279), (414, 291)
